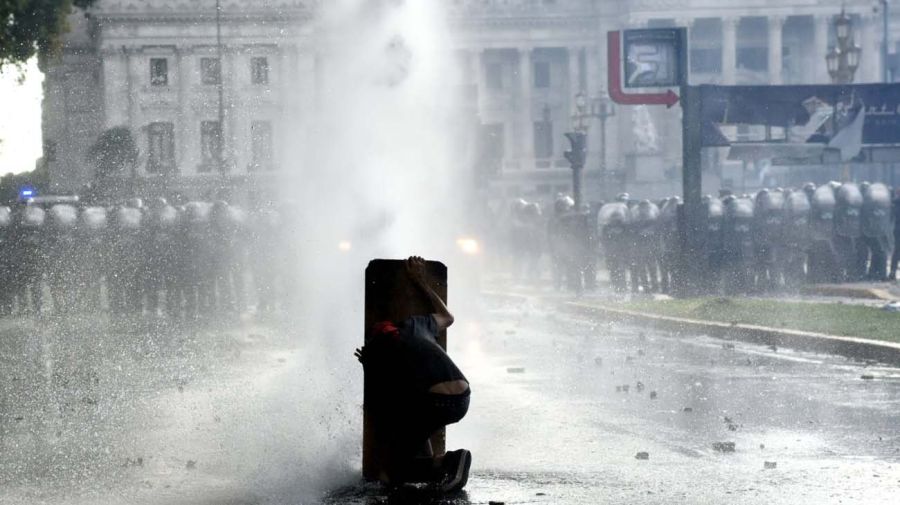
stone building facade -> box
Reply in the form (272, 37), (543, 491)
(42, 0), (892, 203)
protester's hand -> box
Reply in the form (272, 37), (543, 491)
(406, 256), (428, 284)
(354, 346), (367, 365)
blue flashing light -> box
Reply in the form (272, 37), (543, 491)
(18, 185), (36, 200)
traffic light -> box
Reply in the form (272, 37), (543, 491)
(564, 132), (587, 168)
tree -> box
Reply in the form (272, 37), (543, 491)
(0, 0), (97, 71)
(87, 126), (139, 197)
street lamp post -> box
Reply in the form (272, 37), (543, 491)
(826, 9), (862, 84)
(565, 89), (616, 209)
(593, 89), (616, 175)
(215, 0), (230, 197)
(566, 92), (590, 209)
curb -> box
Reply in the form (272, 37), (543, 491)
(561, 302), (900, 367)
(800, 284), (897, 301)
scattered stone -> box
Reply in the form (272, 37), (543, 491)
(621, 385), (630, 393)
(768, 345), (778, 352)
(535, 492), (546, 496)
(505, 330), (516, 335)
(625, 356), (635, 363)
(637, 349), (646, 356)
(764, 461), (777, 469)
(722, 343), (735, 350)
(638, 331), (647, 341)
(759, 444), (765, 449)
(185, 460), (196, 470)
(489, 502), (505, 505)
(682, 407), (693, 413)
(594, 357), (603, 366)
(125, 457), (144, 467)
(635, 451), (650, 460)
(636, 381), (645, 392)
(727, 423), (738, 431)
(506, 367), (525, 374)
(277, 358), (286, 363)
(712, 442), (736, 453)
(649, 391), (657, 399)
(14, 416), (23, 422)
(861, 374), (875, 380)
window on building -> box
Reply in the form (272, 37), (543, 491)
(147, 122), (175, 173)
(690, 18), (723, 75)
(150, 58), (168, 86)
(736, 17), (768, 72)
(534, 61), (551, 88)
(486, 62), (503, 89)
(199, 121), (222, 171)
(251, 57), (269, 85)
(533, 120), (553, 159)
(691, 48), (722, 74)
(201, 57), (221, 85)
(250, 121), (273, 171)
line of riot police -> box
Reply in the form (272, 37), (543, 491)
(595, 182), (898, 294)
(0, 197), (298, 318)
(496, 181), (898, 295)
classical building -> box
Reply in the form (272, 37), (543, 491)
(42, 0), (311, 201)
(42, 0), (893, 203)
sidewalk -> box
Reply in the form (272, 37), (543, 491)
(800, 281), (900, 302)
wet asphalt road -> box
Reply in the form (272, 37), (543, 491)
(1, 295), (898, 504)
(330, 295), (900, 504)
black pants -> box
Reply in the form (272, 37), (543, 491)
(375, 388), (470, 482)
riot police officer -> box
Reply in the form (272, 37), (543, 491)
(0, 206), (13, 315)
(77, 206), (109, 312)
(721, 196), (755, 294)
(753, 189), (786, 290)
(782, 189), (812, 287)
(860, 183), (893, 280)
(46, 204), (79, 314)
(833, 183), (864, 281)
(629, 200), (661, 293)
(548, 195), (575, 290)
(808, 184), (839, 283)
(597, 201), (631, 293)
(11, 204), (47, 315)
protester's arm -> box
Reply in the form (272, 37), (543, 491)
(406, 256), (454, 330)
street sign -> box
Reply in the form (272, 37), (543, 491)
(607, 31), (681, 108)
(622, 28), (687, 89)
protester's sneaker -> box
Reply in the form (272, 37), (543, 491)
(438, 449), (472, 493)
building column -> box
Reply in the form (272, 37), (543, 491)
(101, 47), (129, 128)
(176, 46), (193, 174)
(567, 46), (581, 105)
(517, 47), (534, 167)
(175, 46), (200, 175)
(722, 16), (738, 84)
(769, 16), (785, 84)
(813, 14), (830, 83)
(473, 49), (487, 115)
